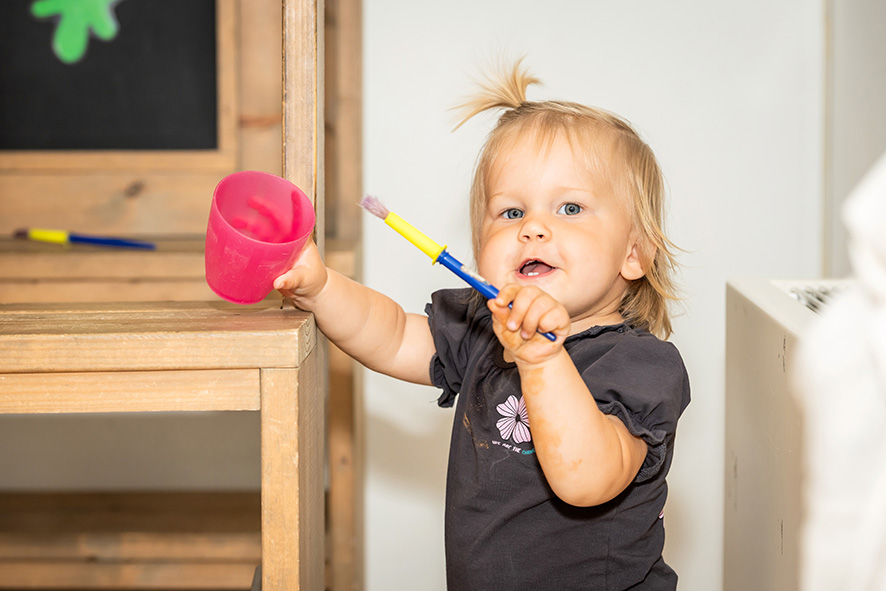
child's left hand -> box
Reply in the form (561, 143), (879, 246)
(488, 284), (570, 365)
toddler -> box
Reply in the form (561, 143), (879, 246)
(275, 60), (690, 591)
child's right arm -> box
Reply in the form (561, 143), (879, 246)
(274, 240), (436, 386)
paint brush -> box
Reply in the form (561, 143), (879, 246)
(13, 228), (156, 250)
(360, 195), (557, 342)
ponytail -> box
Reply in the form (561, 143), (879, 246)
(453, 58), (540, 130)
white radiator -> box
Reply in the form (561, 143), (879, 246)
(724, 278), (849, 590)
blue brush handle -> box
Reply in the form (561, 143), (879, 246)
(436, 250), (557, 342)
(69, 233), (156, 250)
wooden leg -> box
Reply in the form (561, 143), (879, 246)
(260, 351), (324, 590)
(327, 343), (363, 591)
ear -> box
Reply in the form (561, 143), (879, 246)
(620, 236), (650, 281)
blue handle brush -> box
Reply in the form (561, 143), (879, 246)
(14, 228), (156, 250)
(360, 195), (557, 342)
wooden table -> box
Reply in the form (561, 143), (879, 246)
(0, 301), (323, 590)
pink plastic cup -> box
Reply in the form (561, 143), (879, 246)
(205, 170), (315, 304)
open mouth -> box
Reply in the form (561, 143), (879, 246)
(519, 259), (556, 278)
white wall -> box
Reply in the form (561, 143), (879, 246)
(363, 2), (825, 590)
(825, 0), (886, 276)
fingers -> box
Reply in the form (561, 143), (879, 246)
(504, 286), (543, 339)
(490, 284), (566, 342)
(272, 240), (326, 300)
(273, 268), (302, 295)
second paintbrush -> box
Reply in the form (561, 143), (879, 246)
(359, 195), (557, 342)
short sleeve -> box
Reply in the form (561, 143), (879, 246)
(575, 331), (690, 483)
(426, 288), (485, 408)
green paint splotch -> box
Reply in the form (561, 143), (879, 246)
(31, 0), (125, 64)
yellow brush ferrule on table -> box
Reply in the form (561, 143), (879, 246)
(27, 229), (70, 244)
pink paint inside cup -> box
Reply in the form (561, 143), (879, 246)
(205, 171), (315, 304)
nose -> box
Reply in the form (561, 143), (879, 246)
(519, 212), (550, 242)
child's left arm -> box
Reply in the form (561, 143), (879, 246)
(488, 285), (648, 507)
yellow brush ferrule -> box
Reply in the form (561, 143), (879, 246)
(28, 229), (69, 244)
(384, 212), (446, 261)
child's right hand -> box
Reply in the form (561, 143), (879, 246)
(488, 284), (570, 366)
(273, 239), (329, 310)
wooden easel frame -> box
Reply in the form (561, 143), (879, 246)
(0, 1), (367, 588)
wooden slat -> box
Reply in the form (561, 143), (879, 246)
(261, 360), (324, 590)
(295, 357), (326, 591)
(215, 0), (239, 168)
(327, 343), (363, 591)
(278, 4), (327, 588)
(0, 239), (213, 303)
(0, 300), (254, 315)
(324, 0), (363, 587)
(238, 0), (283, 174)
(0, 302), (315, 374)
(0, 492), (261, 588)
(326, 240), (359, 280)
(324, 0), (362, 244)
(0, 562), (256, 590)
(0, 281), (217, 305)
(0, 239), (205, 280)
(0, 149), (236, 174)
(0, 174), (223, 236)
(283, 0), (325, 252)
(0, 493), (260, 533)
(0, 369), (259, 414)
(0, 532), (260, 561)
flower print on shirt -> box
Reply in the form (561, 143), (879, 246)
(496, 395), (531, 444)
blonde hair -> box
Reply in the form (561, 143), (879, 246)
(454, 60), (681, 338)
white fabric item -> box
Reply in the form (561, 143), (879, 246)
(794, 150), (886, 591)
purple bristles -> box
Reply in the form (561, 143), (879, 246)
(359, 195), (390, 220)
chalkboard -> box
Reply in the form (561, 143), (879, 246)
(0, 0), (218, 151)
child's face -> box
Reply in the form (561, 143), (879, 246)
(477, 131), (645, 333)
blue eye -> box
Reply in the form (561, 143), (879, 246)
(557, 203), (582, 216)
(503, 208), (524, 220)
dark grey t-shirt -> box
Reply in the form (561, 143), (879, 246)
(427, 288), (690, 591)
